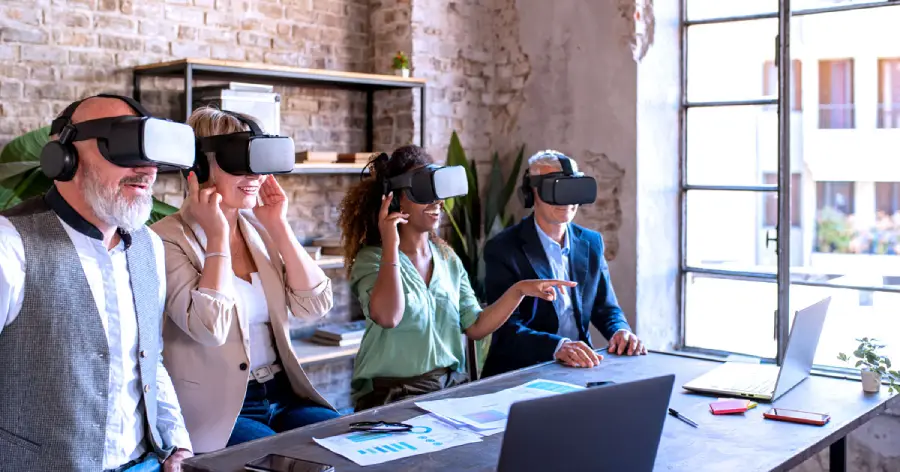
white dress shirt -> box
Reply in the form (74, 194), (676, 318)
(233, 272), (277, 371)
(0, 214), (192, 470)
(533, 220), (580, 355)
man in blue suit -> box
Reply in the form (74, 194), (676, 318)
(481, 150), (646, 378)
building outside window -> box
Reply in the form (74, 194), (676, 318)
(877, 58), (900, 129)
(682, 1), (900, 369)
(818, 59), (855, 129)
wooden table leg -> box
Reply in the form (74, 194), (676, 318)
(830, 436), (847, 472)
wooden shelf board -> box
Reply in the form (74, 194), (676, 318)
(133, 58), (425, 90)
(314, 255), (345, 270)
(291, 338), (359, 365)
(290, 163), (369, 175)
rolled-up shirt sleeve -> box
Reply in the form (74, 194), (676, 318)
(160, 239), (237, 347)
(285, 275), (333, 321)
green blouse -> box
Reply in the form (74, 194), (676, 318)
(348, 241), (483, 400)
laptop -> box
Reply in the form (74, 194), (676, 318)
(497, 374), (674, 472)
(682, 296), (832, 402)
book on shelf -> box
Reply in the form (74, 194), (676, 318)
(296, 151), (339, 164)
(313, 320), (367, 342)
(320, 246), (342, 256)
(309, 234), (342, 256)
(309, 335), (362, 347)
(337, 152), (376, 164)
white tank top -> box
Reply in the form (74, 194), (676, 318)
(233, 273), (277, 371)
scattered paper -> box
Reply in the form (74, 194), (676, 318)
(313, 379), (584, 466)
(313, 414), (482, 466)
(415, 379), (584, 431)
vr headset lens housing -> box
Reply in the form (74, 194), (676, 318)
(536, 173), (598, 205)
(391, 164), (469, 204)
(141, 118), (196, 169)
(70, 116), (196, 170)
(200, 133), (296, 177)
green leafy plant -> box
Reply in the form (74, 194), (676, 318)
(0, 126), (178, 223)
(392, 51), (410, 70)
(838, 337), (900, 394)
(442, 130), (525, 301)
(815, 207), (854, 253)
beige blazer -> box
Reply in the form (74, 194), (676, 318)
(151, 208), (336, 453)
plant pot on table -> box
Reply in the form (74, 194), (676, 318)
(861, 368), (882, 393)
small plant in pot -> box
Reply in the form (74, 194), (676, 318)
(392, 51), (410, 78)
(837, 337), (900, 394)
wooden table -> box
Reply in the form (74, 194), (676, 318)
(183, 351), (899, 472)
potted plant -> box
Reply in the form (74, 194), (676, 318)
(837, 337), (900, 394)
(392, 51), (410, 78)
(441, 131), (526, 376)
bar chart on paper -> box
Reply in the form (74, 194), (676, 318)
(313, 415), (482, 466)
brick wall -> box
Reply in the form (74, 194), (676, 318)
(0, 0), (385, 402)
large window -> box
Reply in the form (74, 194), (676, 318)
(816, 181), (855, 215)
(682, 1), (900, 370)
(877, 58), (900, 129)
(818, 59), (855, 129)
(875, 182), (900, 214)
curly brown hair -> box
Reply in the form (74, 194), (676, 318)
(338, 145), (451, 275)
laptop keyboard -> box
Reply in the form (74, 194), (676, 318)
(699, 364), (778, 395)
(710, 376), (776, 395)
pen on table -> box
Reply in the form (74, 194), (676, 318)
(668, 408), (698, 428)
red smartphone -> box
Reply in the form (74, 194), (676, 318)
(763, 408), (830, 426)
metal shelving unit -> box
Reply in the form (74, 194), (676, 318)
(131, 58), (427, 151)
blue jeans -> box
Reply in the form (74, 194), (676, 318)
(226, 372), (341, 447)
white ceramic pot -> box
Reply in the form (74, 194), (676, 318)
(861, 369), (882, 393)
(395, 68), (410, 78)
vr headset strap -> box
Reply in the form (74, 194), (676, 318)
(558, 155), (575, 176)
(49, 99), (86, 137)
(64, 117), (120, 143)
(49, 94), (152, 137)
(222, 110), (264, 136)
(95, 93), (152, 118)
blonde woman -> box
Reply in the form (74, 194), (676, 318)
(151, 107), (340, 452)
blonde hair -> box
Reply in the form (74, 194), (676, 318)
(527, 149), (579, 174)
(187, 106), (256, 138)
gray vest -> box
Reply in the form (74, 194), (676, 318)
(0, 196), (173, 472)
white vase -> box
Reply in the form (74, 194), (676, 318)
(394, 68), (410, 78)
(861, 369), (881, 393)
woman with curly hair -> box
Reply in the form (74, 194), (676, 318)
(338, 145), (575, 411)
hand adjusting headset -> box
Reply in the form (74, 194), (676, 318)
(40, 94), (196, 181)
(519, 151), (597, 208)
(189, 110), (295, 183)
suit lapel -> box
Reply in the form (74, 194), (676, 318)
(520, 216), (558, 318)
(568, 226), (590, 332)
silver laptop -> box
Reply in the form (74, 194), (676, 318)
(497, 374), (674, 472)
(682, 296), (832, 402)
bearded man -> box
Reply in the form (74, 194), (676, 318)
(0, 95), (194, 472)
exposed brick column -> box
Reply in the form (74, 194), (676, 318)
(370, 0), (415, 153)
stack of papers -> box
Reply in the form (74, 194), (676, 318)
(415, 379), (585, 435)
(313, 379), (584, 466)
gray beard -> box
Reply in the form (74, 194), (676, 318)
(82, 163), (153, 233)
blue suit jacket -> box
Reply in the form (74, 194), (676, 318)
(481, 215), (631, 377)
